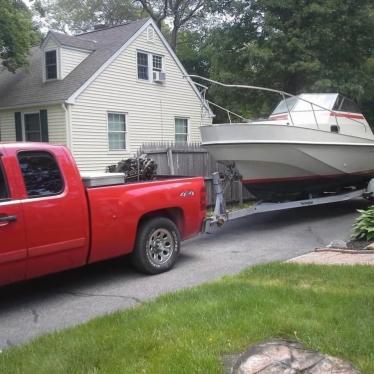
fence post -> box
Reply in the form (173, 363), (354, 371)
(167, 148), (175, 175)
(238, 181), (243, 205)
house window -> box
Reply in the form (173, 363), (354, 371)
(108, 113), (126, 150)
(153, 55), (162, 73)
(24, 113), (42, 141)
(45, 50), (57, 80)
(137, 52), (149, 80)
(137, 51), (164, 81)
(175, 118), (188, 143)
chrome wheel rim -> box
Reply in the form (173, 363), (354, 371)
(147, 228), (175, 266)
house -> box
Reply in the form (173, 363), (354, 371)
(0, 18), (213, 171)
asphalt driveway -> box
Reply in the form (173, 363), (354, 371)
(0, 198), (368, 350)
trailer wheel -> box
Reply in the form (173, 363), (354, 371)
(132, 217), (181, 275)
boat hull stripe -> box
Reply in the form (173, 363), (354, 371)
(330, 112), (365, 120)
(242, 169), (374, 185)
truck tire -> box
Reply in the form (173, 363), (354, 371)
(132, 217), (181, 275)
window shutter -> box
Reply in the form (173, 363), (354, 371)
(39, 110), (49, 142)
(15, 112), (23, 141)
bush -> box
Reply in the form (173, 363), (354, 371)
(352, 206), (374, 240)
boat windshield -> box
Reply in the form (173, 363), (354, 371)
(272, 97), (298, 115)
(271, 94), (338, 115)
(333, 95), (361, 113)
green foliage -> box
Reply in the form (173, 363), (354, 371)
(0, 0), (41, 72)
(177, 30), (210, 76)
(180, 0), (374, 124)
(351, 206), (374, 241)
(41, 0), (143, 33)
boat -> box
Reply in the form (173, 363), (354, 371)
(194, 76), (374, 201)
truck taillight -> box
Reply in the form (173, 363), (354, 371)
(200, 185), (207, 210)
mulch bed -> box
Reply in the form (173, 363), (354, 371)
(346, 240), (373, 251)
(316, 240), (374, 253)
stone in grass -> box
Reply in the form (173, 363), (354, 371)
(231, 339), (360, 374)
(326, 240), (347, 249)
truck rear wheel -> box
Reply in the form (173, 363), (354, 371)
(132, 217), (181, 275)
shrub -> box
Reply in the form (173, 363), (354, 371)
(352, 206), (374, 240)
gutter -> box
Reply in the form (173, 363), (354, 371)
(0, 100), (65, 111)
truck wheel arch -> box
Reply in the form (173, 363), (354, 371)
(136, 208), (185, 239)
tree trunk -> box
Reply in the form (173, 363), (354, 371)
(171, 26), (178, 51)
(156, 19), (162, 30)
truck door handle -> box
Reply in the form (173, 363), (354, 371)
(0, 215), (17, 226)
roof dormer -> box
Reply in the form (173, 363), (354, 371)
(41, 32), (94, 82)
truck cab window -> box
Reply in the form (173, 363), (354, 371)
(18, 151), (64, 198)
(0, 163), (9, 200)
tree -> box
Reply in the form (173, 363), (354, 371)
(39, 0), (226, 49)
(135, 0), (231, 50)
(203, 0), (374, 123)
(0, 0), (40, 73)
(40, 0), (143, 33)
(136, 0), (205, 51)
(136, 0), (168, 30)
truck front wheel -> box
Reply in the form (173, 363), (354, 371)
(132, 217), (181, 274)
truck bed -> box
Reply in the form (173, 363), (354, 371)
(81, 172), (193, 188)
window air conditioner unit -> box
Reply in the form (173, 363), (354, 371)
(153, 71), (166, 83)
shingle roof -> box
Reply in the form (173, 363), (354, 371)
(0, 18), (149, 108)
(49, 31), (97, 51)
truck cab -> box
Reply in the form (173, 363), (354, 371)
(0, 144), (90, 285)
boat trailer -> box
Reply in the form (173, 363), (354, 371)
(203, 172), (374, 234)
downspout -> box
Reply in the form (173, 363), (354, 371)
(62, 102), (73, 150)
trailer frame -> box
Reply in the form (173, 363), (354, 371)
(203, 172), (372, 234)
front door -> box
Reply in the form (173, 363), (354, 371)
(0, 155), (27, 286)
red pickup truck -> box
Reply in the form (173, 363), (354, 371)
(0, 143), (206, 287)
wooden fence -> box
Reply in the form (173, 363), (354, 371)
(138, 142), (254, 206)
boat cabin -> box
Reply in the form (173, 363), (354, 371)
(267, 93), (371, 137)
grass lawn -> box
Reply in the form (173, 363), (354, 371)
(1, 263), (374, 373)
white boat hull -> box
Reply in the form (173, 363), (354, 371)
(201, 123), (374, 199)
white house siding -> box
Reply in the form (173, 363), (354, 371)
(70, 25), (212, 172)
(60, 48), (90, 79)
(45, 38), (58, 50)
(47, 105), (67, 145)
(0, 110), (16, 141)
(0, 105), (66, 145)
